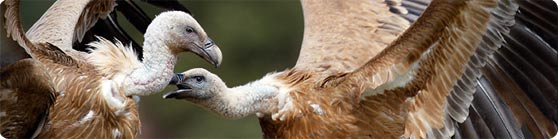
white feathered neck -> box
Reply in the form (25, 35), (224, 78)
(86, 27), (177, 97)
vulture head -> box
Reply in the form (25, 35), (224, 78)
(164, 68), (279, 119)
(150, 11), (222, 67)
(163, 68), (224, 101)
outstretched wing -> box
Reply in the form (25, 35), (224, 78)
(1, 1), (97, 137)
(23, 0), (116, 60)
(1, 3), (82, 133)
(455, 1), (557, 138)
(339, 0), (557, 138)
(3, 0), (120, 62)
(2, 0), (87, 66)
(292, 0), (413, 76)
(0, 0), (29, 67)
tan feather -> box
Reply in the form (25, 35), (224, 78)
(25, 0), (115, 60)
(0, 59), (54, 139)
(2, 0), (218, 138)
(85, 37), (142, 78)
(165, 0), (555, 138)
(294, 0), (410, 76)
(333, 0), (520, 138)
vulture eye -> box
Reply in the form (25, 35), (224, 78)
(193, 76), (205, 82)
(186, 26), (195, 33)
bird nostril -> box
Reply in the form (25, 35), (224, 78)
(204, 42), (213, 47)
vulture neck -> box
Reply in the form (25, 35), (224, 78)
(207, 79), (280, 119)
(123, 28), (177, 96)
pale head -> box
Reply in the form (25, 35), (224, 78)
(163, 68), (282, 119)
(163, 68), (225, 102)
(148, 11), (222, 67)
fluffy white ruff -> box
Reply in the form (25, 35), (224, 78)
(86, 36), (141, 78)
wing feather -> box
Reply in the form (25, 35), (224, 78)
(0, 0), (29, 67)
(2, 0), (83, 66)
(332, 0), (520, 138)
(2, 0), (32, 52)
(515, 0), (558, 48)
(293, 0), (410, 75)
(460, 106), (495, 138)
(400, 0), (430, 22)
(25, 0), (115, 60)
(0, 59), (55, 139)
(479, 58), (557, 138)
(400, 0), (519, 138)
(72, 0), (115, 44)
(339, 0), (557, 138)
(472, 76), (524, 138)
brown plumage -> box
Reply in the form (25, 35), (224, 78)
(0, 59), (54, 138)
(0, 0), (222, 138)
(166, 0), (553, 138)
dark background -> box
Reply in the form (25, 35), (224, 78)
(20, 0), (304, 138)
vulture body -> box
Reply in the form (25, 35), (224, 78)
(165, 0), (557, 138)
(0, 0), (222, 138)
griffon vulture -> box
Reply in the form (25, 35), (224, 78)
(165, 0), (557, 138)
(0, 0), (222, 138)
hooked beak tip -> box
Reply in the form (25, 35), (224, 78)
(190, 38), (222, 68)
(206, 45), (222, 68)
(213, 61), (221, 68)
(169, 73), (184, 85)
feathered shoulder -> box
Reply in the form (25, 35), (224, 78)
(85, 37), (141, 77)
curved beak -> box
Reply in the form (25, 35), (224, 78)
(168, 73), (184, 85)
(165, 73), (191, 99)
(163, 88), (192, 99)
(192, 38), (222, 68)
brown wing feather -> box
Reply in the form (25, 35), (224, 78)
(2, 0), (33, 52)
(20, 42), (139, 138)
(403, 1), (519, 137)
(329, 0), (519, 138)
(0, 1), (29, 67)
(26, 43), (140, 138)
(293, 0), (410, 76)
(2, 1), (138, 136)
(25, 0), (115, 60)
(0, 59), (55, 139)
(355, 0), (556, 138)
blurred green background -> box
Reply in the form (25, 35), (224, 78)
(20, 0), (304, 138)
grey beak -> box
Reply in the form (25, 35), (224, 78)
(165, 73), (191, 99)
(169, 73), (185, 85)
(163, 89), (191, 99)
(192, 38), (222, 68)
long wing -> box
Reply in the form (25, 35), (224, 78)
(336, 0), (557, 138)
(2, 0), (36, 56)
(456, 1), (558, 138)
(20, 0), (115, 60)
(292, 0), (413, 76)
(1, 1), (94, 137)
(0, 0), (28, 67)
(3, 0), (148, 63)
(2, 3), (77, 136)
(3, 0), (121, 62)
